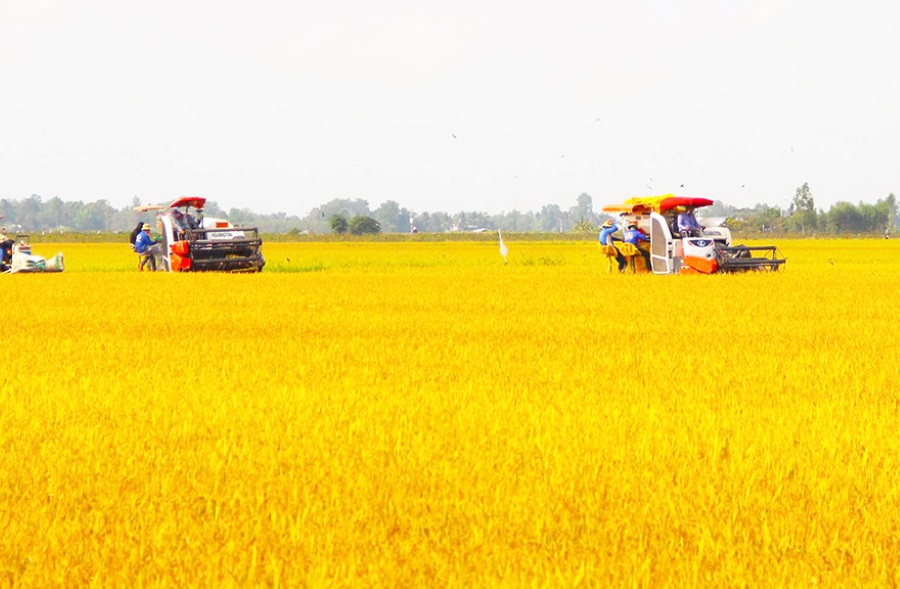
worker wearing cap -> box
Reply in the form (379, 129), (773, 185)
(598, 219), (626, 272)
(133, 223), (161, 271)
(624, 222), (651, 269)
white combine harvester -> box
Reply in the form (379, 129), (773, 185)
(134, 196), (265, 273)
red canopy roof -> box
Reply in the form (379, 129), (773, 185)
(169, 196), (206, 209)
(658, 196), (714, 212)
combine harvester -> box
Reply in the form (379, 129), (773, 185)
(134, 196), (265, 272)
(602, 194), (785, 274)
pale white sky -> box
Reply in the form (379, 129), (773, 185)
(1, 0), (897, 215)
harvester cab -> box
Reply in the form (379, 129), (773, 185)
(134, 197), (265, 273)
(604, 195), (785, 274)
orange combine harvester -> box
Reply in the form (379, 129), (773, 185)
(134, 197), (265, 273)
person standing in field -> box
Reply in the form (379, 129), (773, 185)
(0, 227), (13, 273)
(134, 223), (161, 271)
(599, 219), (626, 272)
(128, 221), (143, 247)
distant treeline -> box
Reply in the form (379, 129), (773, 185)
(1, 186), (896, 236)
(718, 184), (897, 237)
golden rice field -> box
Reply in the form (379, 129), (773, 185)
(2, 238), (900, 587)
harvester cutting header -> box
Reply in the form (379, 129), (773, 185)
(601, 195), (785, 274)
(134, 196), (264, 272)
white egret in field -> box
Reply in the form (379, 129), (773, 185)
(499, 232), (509, 265)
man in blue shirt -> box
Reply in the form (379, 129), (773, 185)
(623, 223), (651, 269)
(598, 219), (625, 272)
(134, 223), (161, 271)
(677, 206), (704, 237)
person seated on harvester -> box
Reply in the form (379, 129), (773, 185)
(677, 206), (704, 237)
(598, 218), (626, 272)
(623, 222), (651, 269)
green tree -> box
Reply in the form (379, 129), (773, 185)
(499, 209), (530, 231)
(789, 182), (817, 234)
(825, 202), (863, 234)
(572, 218), (596, 232)
(329, 214), (349, 234)
(304, 198), (372, 233)
(571, 193), (594, 224)
(40, 196), (64, 228)
(421, 211), (452, 232)
(889, 193), (898, 227)
(19, 194), (43, 229)
(858, 201), (889, 233)
(452, 211), (492, 231)
(538, 204), (562, 232)
(373, 200), (410, 233)
(729, 203), (785, 235)
(320, 198), (370, 218)
(203, 200), (227, 217)
(879, 193), (897, 230)
(348, 216), (381, 235)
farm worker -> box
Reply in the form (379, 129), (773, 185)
(624, 223), (651, 268)
(598, 218), (621, 245)
(128, 221), (144, 247)
(0, 227), (13, 272)
(134, 223), (161, 271)
(170, 209), (189, 239)
(598, 219), (626, 272)
(677, 206), (704, 237)
(185, 212), (200, 230)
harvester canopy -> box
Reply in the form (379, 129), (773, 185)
(132, 196), (207, 213)
(168, 196), (207, 209)
(602, 194), (714, 214)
